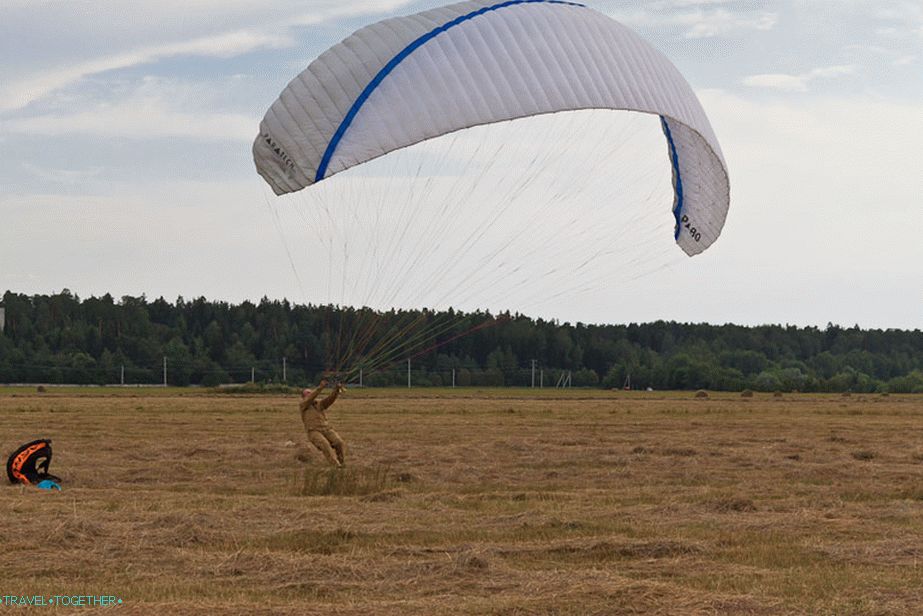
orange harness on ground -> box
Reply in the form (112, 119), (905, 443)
(6, 439), (60, 485)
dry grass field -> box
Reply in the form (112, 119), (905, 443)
(2, 388), (923, 614)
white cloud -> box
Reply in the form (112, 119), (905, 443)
(289, 0), (417, 26)
(844, 43), (890, 55)
(742, 73), (809, 92)
(869, 1), (923, 39)
(0, 181), (297, 306)
(609, 5), (777, 38)
(809, 65), (855, 79)
(5, 102), (253, 141)
(4, 75), (255, 140)
(1, 31), (291, 113)
(700, 87), (923, 225)
(666, 0), (731, 6)
(743, 65), (856, 92)
(688, 88), (923, 327)
(842, 42), (919, 71)
(20, 163), (106, 186)
(0, 0), (415, 114)
(681, 8), (778, 38)
(873, 2), (923, 23)
(646, 0), (733, 7)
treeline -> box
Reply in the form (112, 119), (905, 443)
(0, 290), (921, 392)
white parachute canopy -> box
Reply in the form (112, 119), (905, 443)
(253, 0), (730, 375)
(254, 0), (729, 256)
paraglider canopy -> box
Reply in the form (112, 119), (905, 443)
(253, 0), (729, 256)
(252, 0), (732, 379)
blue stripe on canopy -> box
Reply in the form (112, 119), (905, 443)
(315, 0), (587, 183)
(661, 117), (685, 241)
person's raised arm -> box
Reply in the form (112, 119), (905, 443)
(300, 380), (327, 410)
(319, 382), (345, 410)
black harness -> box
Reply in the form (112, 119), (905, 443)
(6, 439), (61, 485)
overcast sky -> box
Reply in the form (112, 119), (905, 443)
(1, 0), (921, 329)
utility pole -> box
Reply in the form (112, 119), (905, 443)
(531, 359), (536, 388)
(163, 357), (167, 387)
(282, 357), (287, 383)
(555, 371), (570, 388)
(407, 358), (411, 388)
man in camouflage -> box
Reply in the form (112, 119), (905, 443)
(300, 379), (346, 466)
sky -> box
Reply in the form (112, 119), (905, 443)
(1, 0), (921, 329)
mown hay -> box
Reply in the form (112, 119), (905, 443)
(295, 465), (394, 496)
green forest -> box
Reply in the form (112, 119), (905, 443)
(0, 290), (921, 392)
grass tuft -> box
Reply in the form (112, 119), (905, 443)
(661, 447), (697, 457)
(711, 496), (757, 513)
(294, 464), (394, 496)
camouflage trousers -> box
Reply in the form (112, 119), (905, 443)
(307, 427), (345, 466)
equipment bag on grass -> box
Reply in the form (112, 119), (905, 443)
(6, 439), (61, 486)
